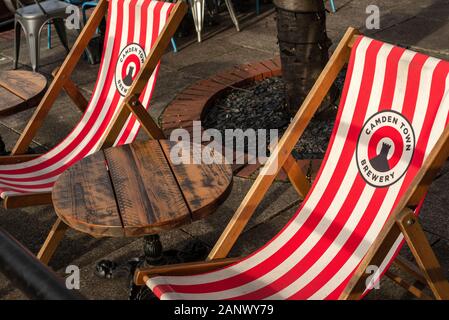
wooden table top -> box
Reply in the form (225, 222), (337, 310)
(0, 70), (47, 116)
(52, 140), (233, 238)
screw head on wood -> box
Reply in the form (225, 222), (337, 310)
(406, 218), (415, 226)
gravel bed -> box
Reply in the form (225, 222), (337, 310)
(203, 71), (346, 159)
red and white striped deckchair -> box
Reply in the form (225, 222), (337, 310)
(134, 28), (449, 300)
(0, 0), (187, 262)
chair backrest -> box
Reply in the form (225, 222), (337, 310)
(0, 0), (175, 193)
(147, 36), (449, 300)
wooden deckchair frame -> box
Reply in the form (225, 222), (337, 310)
(0, 0), (187, 209)
(0, 0), (188, 263)
(134, 27), (449, 300)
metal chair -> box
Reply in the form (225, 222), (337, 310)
(190, 0), (239, 43)
(45, 0), (85, 49)
(12, 0), (71, 71)
(81, 0), (178, 52)
(329, 0), (336, 13)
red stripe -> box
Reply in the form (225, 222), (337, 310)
(0, 1), (171, 189)
(0, 0), (126, 177)
(319, 57), (449, 300)
(115, 1), (166, 145)
(310, 53), (435, 300)
(115, 0), (152, 145)
(151, 36), (364, 297)
(154, 41), (449, 300)
(392, 59), (449, 210)
(231, 40), (385, 300)
(153, 38), (384, 298)
(377, 47), (407, 111)
(401, 54), (428, 120)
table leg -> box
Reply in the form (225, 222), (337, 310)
(0, 136), (7, 155)
(94, 235), (209, 299)
(143, 234), (163, 264)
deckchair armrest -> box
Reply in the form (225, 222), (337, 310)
(52, 67), (88, 113)
(134, 257), (240, 286)
(0, 154), (42, 164)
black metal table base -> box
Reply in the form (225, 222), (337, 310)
(94, 234), (209, 300)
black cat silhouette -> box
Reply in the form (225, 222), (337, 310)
(369, 142), (391, 172)
(123, 66), (134, 86)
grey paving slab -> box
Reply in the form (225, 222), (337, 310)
(0, 126), (46, 154)
(419, 163), (449, 241)
(175, 44), (274, 82)
(180, 177), (300, 248)
(1, 0), (449, 300)
(0, 91), (82, 150)
(70, 229), (193, 300)
(161, 36), (243, 71)
(220, 13), (279, 55)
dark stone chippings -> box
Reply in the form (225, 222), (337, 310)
(202, 71), (347, 159)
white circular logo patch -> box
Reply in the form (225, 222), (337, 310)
(356, 110), (415, 188)
(115, 43), (146, 96)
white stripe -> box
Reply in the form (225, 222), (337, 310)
(155, 41), (448, 301)
(362, 235), (404, 295)
(0, 1), (168, 193)
(0, 0), (122, 178)
(120, 2), (171, 145)
(391, 50), (416, 111)
(266, 43), (395, 300)
(365, 71), (449, 296)
(115, 0), (158, 145)
(311, 54), (439, 299)
(426, 75), (449, 157)
(150, 37), (374, 296)
(0, 0), (131, 181)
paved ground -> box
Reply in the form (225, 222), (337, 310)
(0, 0), (448, 300)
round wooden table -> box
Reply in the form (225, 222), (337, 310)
(0, 70), (47, 116)
(53, 139), (233, 237)
(52, 139), (233, 278)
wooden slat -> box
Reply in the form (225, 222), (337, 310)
(125, 99), (165, 139)
(62, 78), (89, 113)
(104, 141), (190, 236)
(159, 140), (233, 220)
(283, 154), (311, 198)
(134, 257), (240, 285)
(37, 218), (69, 264)
(51, 67), (88, 113)
(52, 151), (123, 237)
(393, 255), (427, 285)
(4, 192), (52, 208)
(385, 270), (433, 300)
(397, 211), (449, 299)
(0, 154), (41, 165)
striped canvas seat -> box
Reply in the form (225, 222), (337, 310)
(0, 0), (174, 198)
(147, 36), (449, 299)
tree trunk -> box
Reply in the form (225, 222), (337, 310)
(274, 0), (332, 118)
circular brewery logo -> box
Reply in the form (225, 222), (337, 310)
(115, 43), (146, 96)
(356, 110), (415, 188)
